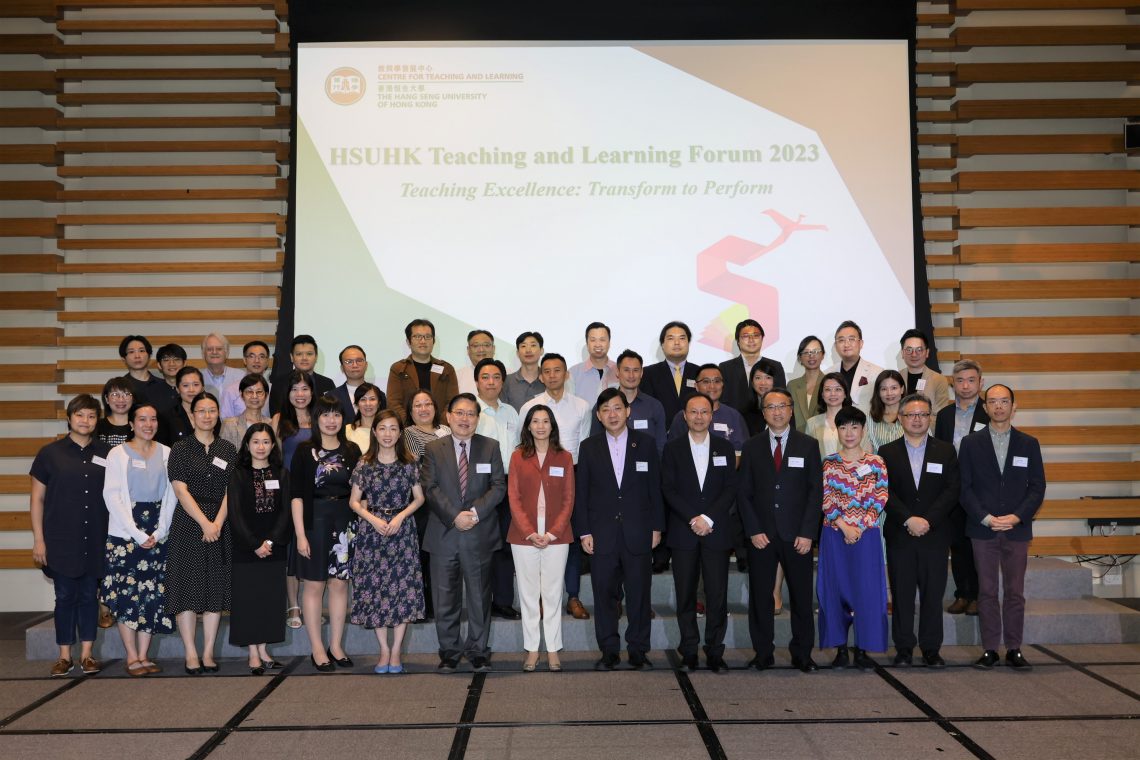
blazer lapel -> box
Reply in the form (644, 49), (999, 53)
(975, 430), (1002, 479)
(619, 435), (640, 492)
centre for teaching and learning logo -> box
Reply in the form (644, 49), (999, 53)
(325, 67), (365, 105)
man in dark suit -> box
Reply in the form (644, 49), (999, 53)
(639, 321), (700, 431)
(574, 388), (665, 671)
(662, 393), (738, 673)
(718, 319), (786, 416)
(269, 334), (336, 415)
(330, 344), (386, 419)
(737, 388), (823, 672)
(933, 359), (989, 616)
(420, 393), (507, 673)
(959, 384), (1045, 670)
(880, 393), (960, 669)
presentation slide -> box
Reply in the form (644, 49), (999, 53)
(295, 41), (915, 383)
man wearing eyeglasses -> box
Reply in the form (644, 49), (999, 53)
(958, 384), (1045, 671)
(825, 320), (883, 413)
(718, 319), (786, 416)
(879, 393), (959, 669)
(456, 329), (496, 396)
(737, 388), (823, 673)
(898, 330), (950, 414)
(219, 340), (275, 419)
(667, 364), (748, 456)
(330, 345), (385, 418)
(387, 319), (458, 424)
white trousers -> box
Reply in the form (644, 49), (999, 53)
(510, 543), (569, 652)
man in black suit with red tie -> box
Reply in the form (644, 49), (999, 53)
(880, 393), (960, 669)
(737, 388), (822, 673)
(661, 393), (738, 673)
(574, 388), (665, 671)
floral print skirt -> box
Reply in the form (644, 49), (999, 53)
(102, 501), (174, 635)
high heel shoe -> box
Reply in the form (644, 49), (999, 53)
(262, 659), (284, 670)
(523, 653), (539, 672)
(311, 654), (335, 673)
(327, 647), (354, 668)
(201, 662), (220, 674)
(250, 664), (266, 676)
(547, 655), (562, 672)
(184, 661), (203, 676)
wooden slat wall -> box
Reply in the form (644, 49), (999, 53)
(916, 0), (1139, 574)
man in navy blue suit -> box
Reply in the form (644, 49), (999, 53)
(959, 384), (1045, 670)
(330, 344), (386, 420)
(573, 388), (665, 671)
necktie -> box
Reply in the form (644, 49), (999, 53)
(673, 364), (682, 395)
(773, 435), (782, 475)
(458, 441), (469, 498)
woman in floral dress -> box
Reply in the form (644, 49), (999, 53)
(349, 410), (425, 674)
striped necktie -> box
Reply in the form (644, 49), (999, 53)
(458, 441), (469, 498)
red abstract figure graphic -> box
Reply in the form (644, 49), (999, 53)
(696, 210), (828, 352)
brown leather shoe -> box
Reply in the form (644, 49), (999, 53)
(965, 600), (979, 616)
(97, 604), (114, 629)
(566, 597), (590, 620)
(947, 598), (968, 615)
(80, 657), (102, 675)
(50, 658), (73, 677)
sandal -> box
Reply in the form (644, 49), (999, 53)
(126, 660), (149, 677)
(286, 607), (302, 629)
(141, 660), (162, 674)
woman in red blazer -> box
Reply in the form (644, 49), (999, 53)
(508, 404), (575, 672)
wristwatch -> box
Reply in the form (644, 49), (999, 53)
(265, 540), (274, 547)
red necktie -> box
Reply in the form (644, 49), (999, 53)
(773, 436), (782, 474)
(458, 441), (469, 498)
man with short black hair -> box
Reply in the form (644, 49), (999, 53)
(569, 321), (619, 403)
(387, 319), (458, 423)
(825, 320), (883, 413)
(640, 321), (700, 431)
(457, 329), (495, 396)
(269, 334), (336, 414)
(118, 334), (166, 405)
(668, 364), (749, 455)
(719, 319), (786, 416)
(898, 329), (950, 413)
(519, 354), (593, 462)
(151, 343), (186, 412)
(502, 331), (546, 412)
(589, 349), (667, 455)
(330, 344), (384, 419)
(219, 340), (274, 419)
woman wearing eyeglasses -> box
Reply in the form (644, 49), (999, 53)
(788, 336), (825, 433)
(96, 378), (134, 446)
(221, 374), (273, 449)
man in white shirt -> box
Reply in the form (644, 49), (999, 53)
(824, 320), (883, 413)
(519, 354), (593, 463)
(200, 332), (245, 399)
(457, 329), (496, 396)
(473, 358), (522, 620)
(569, 321), (618, 403)
(219, 340), (273, 419)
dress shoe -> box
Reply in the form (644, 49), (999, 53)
(1005, 649), (1032, 670)
(50, 658), (74, 678)
(946, 598), (968, 615)
(595, 653), (620, 671)
(523, 653), (539, 672)
(201, 662), (219, 674)
(311, 654), (335, 673)
(388, 664), (404, 674)
(250, 665), (266, 676)
(491, 604), (521, 620)
(327, 648), (354, 668)
(707, 655), (729, 674)
(892, 649), (913, 667)
(142, 661), (162, 674)
(747, 654), (775, 671)
(547, 655), (562, 672)
(965, 600), (979, 616)
(184, 663), (203, 675)
(852, 648), (877, 672)
(437, 658), (459, 674)
(471, 656), (492, 673)
(373, 664), (390, 674)
(974, 650), (1000, 669)
(262, 659), (283, 670)
(628, 651), (653, 670)
(98, 603), (115, 629)
(736, 556), (748, 573)
(831, 647), (850, 669)
(792, 657), (819, 673)
(80, 657), (102, 675)
(922, 651), (947, 669)
(126, 660), (149, 677)
(652, 560), (670, 574)
(680, 653), (699, 672)
(566, 597), (590, 620)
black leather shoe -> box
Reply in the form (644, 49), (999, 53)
(184, 664), (203, 676)
(250, 665), (265, 676)
(1005, 649), (1032, 670)
(595, 653), (620, 671)
(852, 648), (877, 672)
(327, 648), (354, 668)
(707, 655), (729, 674)
(491, 604), (521, 620)
(792, 657), (819, 673)
(681, 653), (698, 672)
(311, 655), (335, 673)
(736, 556), (748, 573)
(471, 656), (492, 673)
(201, 662), (219, 674)
(747, 654), (775, 671)
(262, 659), (284, 670)
(437, 658), (459, 673)
(628, 652), (653, 670)
(922, 651), (946, 669)
(974, 650), (1000, 669)
(831, 647), (850, 669)
(893, 649), (913, 667)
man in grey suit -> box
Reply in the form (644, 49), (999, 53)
(420, 393), (507, 673)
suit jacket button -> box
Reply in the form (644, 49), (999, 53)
(775, 485), (780, 490)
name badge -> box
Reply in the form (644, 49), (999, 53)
(973, 422), (986, 432)
(91, 455), (108, 467)
(476, 463), (492, 474)
(713, 422), (729, 433)
(916, 378), (927, 391)
(856, 463), (872, 477)
(430, 363), (444, 375)
(926, 462), (943, 474)
(265, 480), (280, 490)
(212, 456), (228, 469)
(788, 456), (805, 469)
(633, 419), (648, 430)
(1012, 456), (1028, 468)
(713, 456), (728, 467)
(636, 461), (648, 472)
(549, 466), (564, 477)
(685, 379), (696, 388)
(130, 459), (147, 470)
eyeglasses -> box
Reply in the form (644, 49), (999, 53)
(800, 349), (823, 357)
(901, 412), (931, 420)
(468, 342), (493, 350)
(341, 358), (365, 365)
(450, 409), (478, 418)
(901, 347), (927, 356)
(986, 398), (1012, 407)
(410, 334), (434, 342)
(107, 391), (133, 400)
(697, 378), (723, 385)
(243, 389), (266, 397)
(835, 337), (860, 345)
(738, 332), (763, 341)
(762, 403), (792, 412)
(245, 353), (268, 361)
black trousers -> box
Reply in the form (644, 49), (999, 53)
(590, 544), (652, 657)
(886, 538), (949, 654)
(747, 539), (814, 661)
(948, 506), (978, 601)
(672, 545), (730, 658)
(491, 486), (515, 608)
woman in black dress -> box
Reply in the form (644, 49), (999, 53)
(228, 423), (292, 675)
(95, 377), (134, 446)
(158, 366), (205, 446)
(166, 392), (237, 674)
(291, 393), (362, 672)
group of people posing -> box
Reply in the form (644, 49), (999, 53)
(29, 316), (1045, 677)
